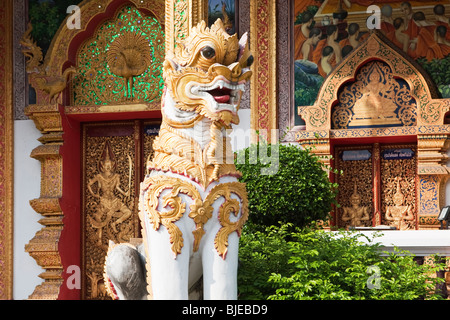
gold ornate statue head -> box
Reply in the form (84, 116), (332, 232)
(350, 181), (361, 207)
(162, 19), (253, 127)
(99, 142), (116, 173)
(393, 177), (405, 206)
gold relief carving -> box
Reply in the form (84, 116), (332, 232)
(25, 104), (62, 133)
(22, 0), (166, 102)
(174, 0), (188, 47)
(143, 127), (158, 175)
(20, 22), (43, 73)
(25, 222), (64, 299)
(418, 175), (441, 228)
(86, 272), (108, 300)
(105, 31), (153, 99)
(0, 0), (15, 292)
(141, 175), (202, 255)
(299, 139), (332, 167)
(149, 122), (238, 187)
(106, 33), (152, 96)
(34, 67), (77, 104)
(300, 32), (449, 133)
(366, 35), (380, 56)
(29, 198), (61, 214)
(213, 182), (248, 258)
(380, 145), (417, 229)
(83, 126), (139, 300)
(73, 5), (164, 105)
(165, 0), (207, 54)
(333, 60), (416, 129)
(341, 182), (370, 227)
(87, 142), (133, 246)
(335, 146), (373, 228)
(417, 135), (449, 175)
(21, 23), (76, 105)
(141, 175), (248, 258)
(189, 0), (208, 30)
(384, 177), (415, 230)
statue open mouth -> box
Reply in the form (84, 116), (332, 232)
(191, 79), (245, 113)
(208, 87), (232, 103)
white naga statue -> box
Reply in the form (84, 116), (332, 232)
(103, 19), (253, 300)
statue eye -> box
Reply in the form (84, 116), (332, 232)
(247, 55), (254, 67)
(201, 46), (216, 59)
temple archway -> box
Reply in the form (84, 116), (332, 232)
(298, 31), (450, 230)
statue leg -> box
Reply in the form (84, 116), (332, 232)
(143, 215), (193, 299)
(201, 222), (239, 300)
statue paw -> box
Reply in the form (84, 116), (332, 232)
(104, 242), (148, 300)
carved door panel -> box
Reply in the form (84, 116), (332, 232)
(380, 144), (417, 230)
(81, 120), (159, 300)
(335, 145), (374, 229)
(335, 143), (417, 230)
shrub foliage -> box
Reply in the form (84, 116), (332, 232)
(238, 224), (447, 300)
(235, 143), (337, 230)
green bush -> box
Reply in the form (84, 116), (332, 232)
(237, 223), (294, 299)
(237, 225), (448, 300)
(235, 142), (337, 230)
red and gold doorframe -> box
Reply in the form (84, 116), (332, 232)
(21, 0), (203, 300)
(297, 32), (450, 230)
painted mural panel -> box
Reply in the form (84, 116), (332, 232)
(294, 0), (450, 126)
(208, 0), (236, 34)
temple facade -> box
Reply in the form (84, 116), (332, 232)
(1, 0), (450, 299)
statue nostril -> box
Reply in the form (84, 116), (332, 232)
(231, 64), (241, 77)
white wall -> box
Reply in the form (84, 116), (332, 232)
(13, 119), (44, 299)
(229, 109), (251, 152)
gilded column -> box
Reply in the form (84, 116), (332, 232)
(165, 0), (207, 55)
(250, 0), (277, 143)
(0, 0), (14, 300)
(24, 104), (64, 299)
(417, 134), (450, 229)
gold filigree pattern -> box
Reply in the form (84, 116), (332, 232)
(213, 182), (248, 258)
(140, 175), (248, 257)
(141, 175), (194, 254)
(73, 5), (165, 105)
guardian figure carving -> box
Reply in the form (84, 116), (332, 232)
(104, 19), (253, 300)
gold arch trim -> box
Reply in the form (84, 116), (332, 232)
(298, 31), (449, 132)
(44, 0), (166, 79)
